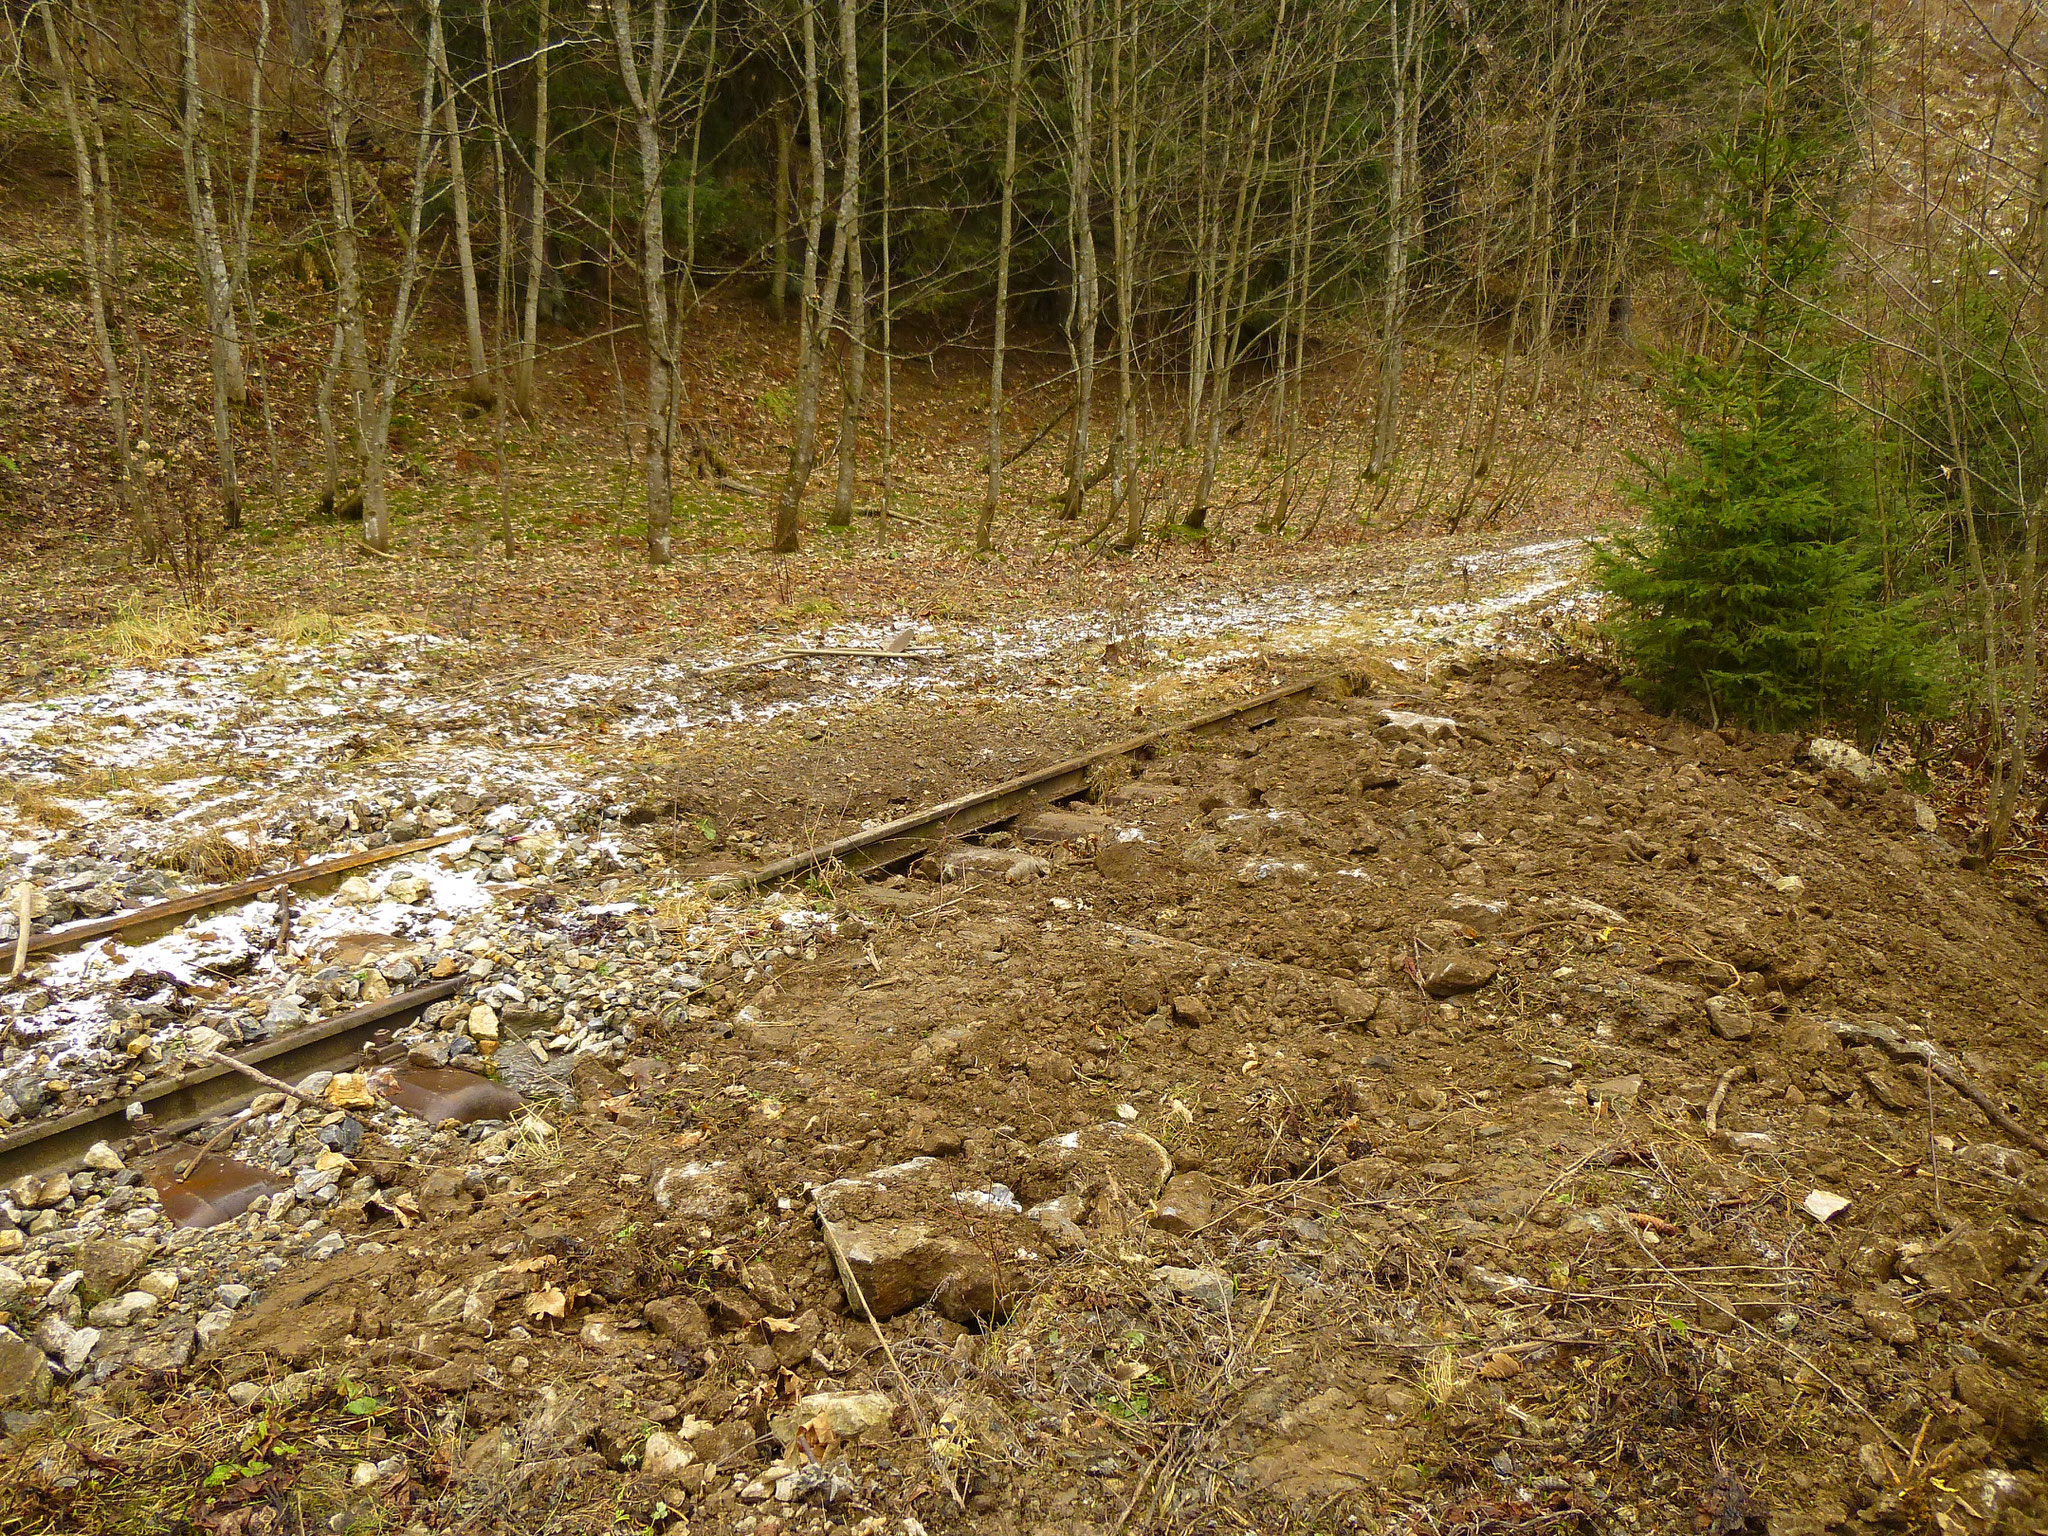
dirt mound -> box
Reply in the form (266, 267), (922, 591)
(5, 657), (2046, 1536)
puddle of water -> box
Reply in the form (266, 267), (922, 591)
(369, 1066), (523, 1124)
(149, 1152), (288, 1229)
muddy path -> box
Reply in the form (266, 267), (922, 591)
(3, 536), (2047, 1536)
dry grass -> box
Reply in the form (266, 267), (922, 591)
(91, 598), (213, 663)
(651, 885), (714, 934)
(0, 779), (80, 829)
(153, 827), (268, 884)
(265, 607), (347, 646)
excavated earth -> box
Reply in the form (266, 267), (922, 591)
(3, 577), (2048, 1536)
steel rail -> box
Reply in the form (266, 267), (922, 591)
(0, 979), (463, 1183)
(740, 666), (1365, 887)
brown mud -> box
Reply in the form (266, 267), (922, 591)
(6, 655), (2048, 1536)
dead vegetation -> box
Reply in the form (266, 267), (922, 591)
(151, 827), (268, 884)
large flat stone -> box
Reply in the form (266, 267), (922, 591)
(813, 1158), (1036, 1323)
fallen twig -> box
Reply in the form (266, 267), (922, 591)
(814, 1206), (964, 1510)
(200, 1049), (326, 1106)
(6, 883), (29, 982)
(1705, 1064), (1746, 1136)
(1830, 1019), (2048, 1157)
(1495, 919), (1575, 943)
(1508, 1145), (1612, 1241)
(174, 1108), (256, 1182)
(1622, 1221), (1910, 1457)
(24, 831), (467, 960)
(1102, 922), (1359, 990)
(270, 884), (292, 955)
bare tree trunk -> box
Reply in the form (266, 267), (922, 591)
(772, 0), (857, 554)
(1276, 42), (1340, 525)
(877, 0), (894, 538)
(432, 14), (492, 400)
(1524, 0), (1587, 410)
(978, 0), (1027, 552)
(1109, 0), (1141, 550)
(315, 321), (343, 514)
(515, 0), (550, 417)
(771, 98), (793, 321)
(0, 5), (25, 111)
(228, 0), (280, 491)
(609, 0), (687, 564)
(1370, 0), (1420, 477)
(1183, 25), (1213, 452)
(1188, 0), (1287, 531)
(356, 0), (445, 552)
(828, 0), (864, 531)
(682, 0), (718, 301)
(194, 155), (245, 403)
(321, 0), (373, 529)
(830, 228), (867, 528)
(1059, 0), (1097, 521)
(178, 0), (242, 531)
(42, 4), (143, 553)
(483, 0), (514, 557)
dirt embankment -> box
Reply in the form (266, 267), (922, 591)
(5, 652), (2046, 1536)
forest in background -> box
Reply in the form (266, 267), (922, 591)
(0, 0), (2042, 851)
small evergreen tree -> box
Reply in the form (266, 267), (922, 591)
(1594, 2), (1946, 734)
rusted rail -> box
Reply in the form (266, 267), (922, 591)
(18, 831), (467, 961)
(740, 666), (1366, 887)
(0, 979), (463, 1182)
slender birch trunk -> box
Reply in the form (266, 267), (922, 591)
(877, 0), (895, 537)
(829, 1), (866, 531)
(432, 14), (491, 399)
(515, 0), (550, 416)
(1189, 3), (1286, 530)
(978, 0), (1028, 551)
(1109, 0), (1141, 549)
(1059, 0), (1097, 522)
(229, 0), (280, 489)
(1370, 0), (1419, 477)
(1183, 21), (1213, 451)
(356, 0), (444, 552)
(830, 230), (867, 528)
(772, 0), (857, 554)
(608, 0), (686, 563)
(41, 3), (143, 552)
(483, 0), (514, 556)
(320, 0), (373, 524)
(178, 0), (242, 529)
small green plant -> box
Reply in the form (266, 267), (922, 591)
(203, 1458), (270, 1488)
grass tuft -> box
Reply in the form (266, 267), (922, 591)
(0, 780), (81, 829)
(154, 827), (268, 884)
(96, 599), (209, 663)
(267, 608), (347, 646)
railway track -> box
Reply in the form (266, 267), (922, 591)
(740, 665), (1366, 886)
(0, 666), (1362, 1183)
(0, 980), (462, 1183)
